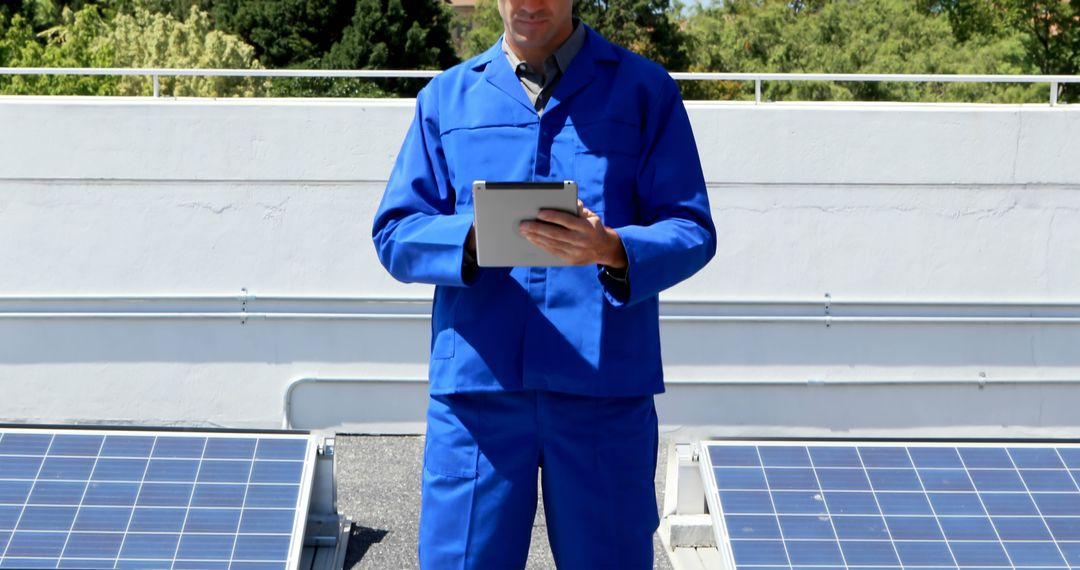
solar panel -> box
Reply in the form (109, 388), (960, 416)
(701, 440), (1080, 569)
(0, 427), (316, 570)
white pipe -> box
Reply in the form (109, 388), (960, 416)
(665, 298), (1080, 308)
(0, 312), (430, 320)
(284, 375), (1080, 387)
(670, 377), (1080, 386)
(2, 294), (1079, 323)
(0, 294), (429, 304)
(282, 375), (1080, 427)
(2, 293), (1080, 308)
(663, 316), (1080, 325)
(1, 312), (1079, 325)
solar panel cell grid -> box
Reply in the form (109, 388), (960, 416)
(703, 441), (1080, 569)
(0, 428), (312, 570)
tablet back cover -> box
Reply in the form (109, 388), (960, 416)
(473, 181), (578, 267)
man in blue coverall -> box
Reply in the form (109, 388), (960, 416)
(371, 0), (716, 565)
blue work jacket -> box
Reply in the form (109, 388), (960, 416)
(372, 26), (716, 397)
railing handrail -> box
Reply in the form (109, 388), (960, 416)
(1, 67), (1077, 104)
(0, 67), (442, 78)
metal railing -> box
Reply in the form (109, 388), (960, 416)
(1, 67), (1078, 104)
(670, 72), (1080, 105)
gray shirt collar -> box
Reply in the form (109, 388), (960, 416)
(502, 18), (586, 95)
(502, 18), (585, 76)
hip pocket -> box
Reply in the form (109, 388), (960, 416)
(423, 395), (479, 478)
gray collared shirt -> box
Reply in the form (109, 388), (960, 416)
(502, 19), (586, 114)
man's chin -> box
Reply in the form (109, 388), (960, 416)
(508, 30), (551, 49)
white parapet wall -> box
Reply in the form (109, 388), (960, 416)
(1, 96), (1079, 437)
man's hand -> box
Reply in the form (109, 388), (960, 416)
(519, 200), (628, 268)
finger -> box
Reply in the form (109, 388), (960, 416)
(522, 232), (578, 259)
(520, 219), (567, 237)
(520, 223), (583, 249)
(520, 224), (583, 249)
(536, 208), (588, 229)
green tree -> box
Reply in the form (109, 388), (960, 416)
(322, 0), (458, 71)
(0, 3), (265, 96)
(207, 0), (355, 68)
(575, 0), (689, 70)
(205, 0), (457, 97)
(0, 5), (119, 95)
(921, 0), (1078, 101)
(0, 0), (139, 30)
(684, 0), (1044, 103)
(454, 0), (502, 59)
(917, 0), (1001, 43)
(295, 0), (454, 96)
(109, 5), (266, 96)
(999, 0), (1078, 99)
(114, 0), (215, 21)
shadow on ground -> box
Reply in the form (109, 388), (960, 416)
(343, 524), (390, 568)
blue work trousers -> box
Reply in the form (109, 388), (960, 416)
(419, 389), (660, 569)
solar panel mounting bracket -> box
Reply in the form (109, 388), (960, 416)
(301, 434), (351, 570)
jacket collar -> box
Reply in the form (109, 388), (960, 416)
(473, 24), (620, 114)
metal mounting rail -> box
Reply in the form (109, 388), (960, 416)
(1, 68), (1076, 104)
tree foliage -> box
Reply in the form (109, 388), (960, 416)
(110, 5), (266, 95)
(574, 0), (688, 70)
(205, 0), (354, 68)
(2, 0), (1077, 102)
(925, 1), (1078, 99)
(454, 0), (503, 59)
(984, 0), (1078, 101)
(683, 0), (1047, 103)
(2, 0), (460, 97)
(0, 3), (265, 96)
(326, 0), (458, 71)
(201, 0), (458, 97)
(1, 1), (110, 29)
(0, 5), (116, 95)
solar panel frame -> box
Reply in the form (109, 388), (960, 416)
(0, 426), (317, 570)
(700, 439), (1080, 570)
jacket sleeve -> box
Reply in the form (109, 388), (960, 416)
(372, 87), (475, 287)
(606, 76), (717, 307)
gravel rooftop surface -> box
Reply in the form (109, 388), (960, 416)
(335, 435), (676, 570)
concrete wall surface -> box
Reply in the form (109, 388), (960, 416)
(1, 96), (1079, 438)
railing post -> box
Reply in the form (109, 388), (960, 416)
(755, 79), (762, 104)
(1051, 81), (1059, 106)
(153, 74), (160, 98)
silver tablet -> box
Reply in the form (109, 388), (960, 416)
(472, 180), (579, 267)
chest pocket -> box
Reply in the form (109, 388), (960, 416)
(572, 119), (641, 222)
(442, 125), (538, 210)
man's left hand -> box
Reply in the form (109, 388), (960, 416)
(519, 200), (628, 268)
